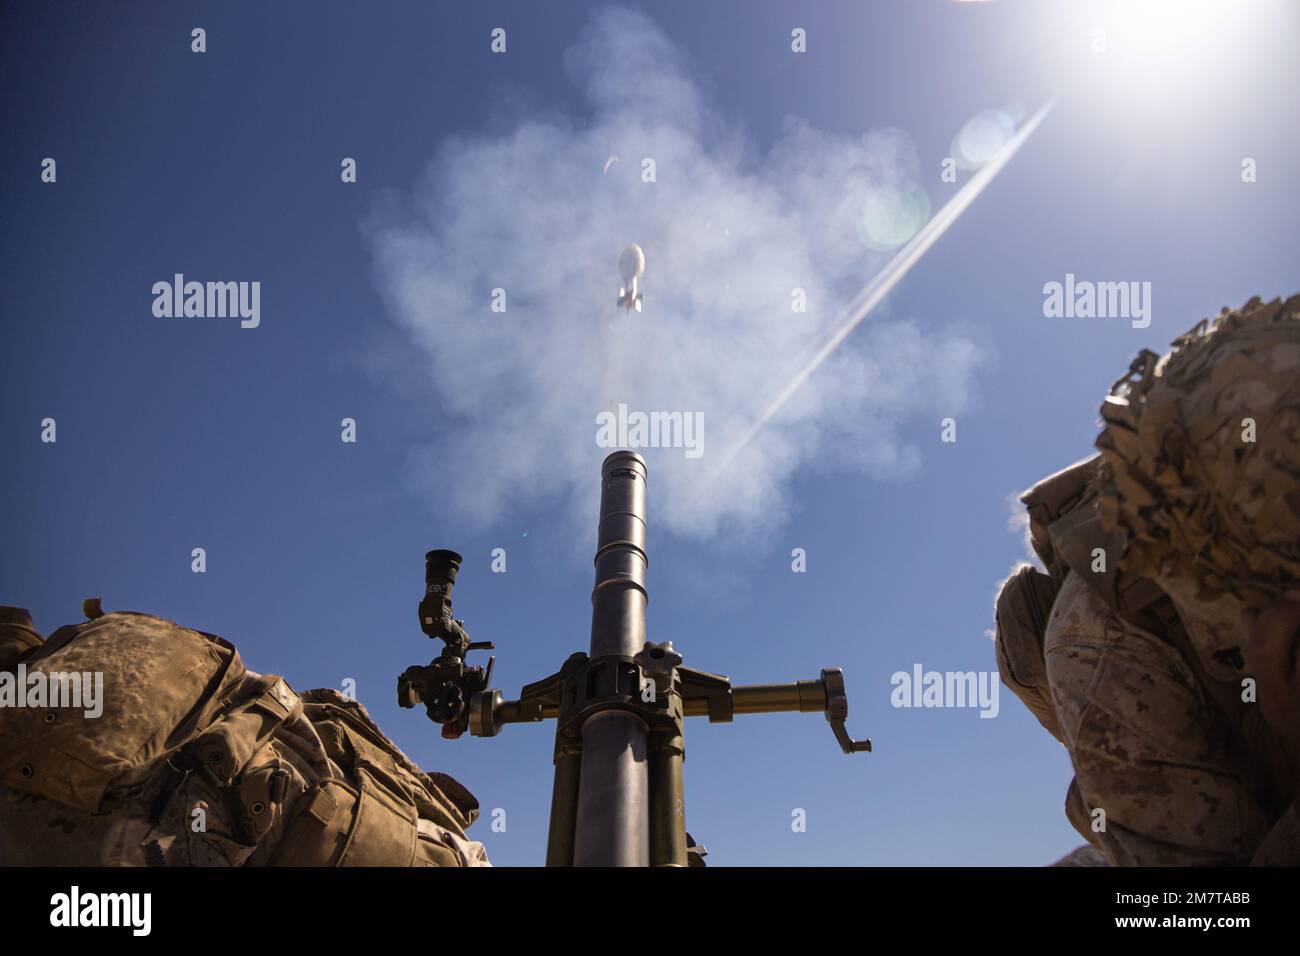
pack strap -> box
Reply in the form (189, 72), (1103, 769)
(187, 675), (302, 788)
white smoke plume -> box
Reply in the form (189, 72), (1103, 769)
(367, 7), (986, 541)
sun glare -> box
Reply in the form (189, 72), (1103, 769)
(1091, 0), (1276, 98)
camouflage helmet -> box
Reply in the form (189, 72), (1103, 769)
(1094, 294), (1300, 606)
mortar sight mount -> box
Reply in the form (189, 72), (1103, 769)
(398, 451), (870, 866)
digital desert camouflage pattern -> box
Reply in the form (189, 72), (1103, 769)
(0, 606), (489, 867)
(1043, 571), (1273, 865)
(992, 559), (1274, 864)
(996, 294), (1300, 866)
(1096, 294), (1300, 609)
(993, 564), (1062, 743)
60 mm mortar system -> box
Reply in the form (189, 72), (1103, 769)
(398, 450), (871, 866)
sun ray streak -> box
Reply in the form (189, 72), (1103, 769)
(706, 99), (1057, 484)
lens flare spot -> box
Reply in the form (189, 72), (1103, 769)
(952, 109), (1019, 170)
(857, 185), (932, 251)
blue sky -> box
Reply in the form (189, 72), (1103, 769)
(2, 1), (1297, 865)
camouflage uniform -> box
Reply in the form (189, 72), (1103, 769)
(1043, 570), (1273, 864)
(997, 294), (1300, 865)
(0, 606), (489, 867)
